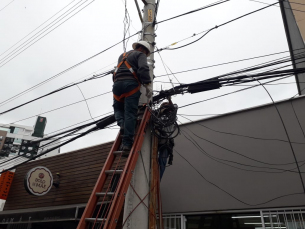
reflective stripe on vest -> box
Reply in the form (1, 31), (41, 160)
(113, 52), (141, 102)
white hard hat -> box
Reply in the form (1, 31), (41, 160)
(132, 41), (151, 56)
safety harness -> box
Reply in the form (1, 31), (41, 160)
(113, 52), (141, 102)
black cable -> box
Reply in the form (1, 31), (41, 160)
(156, 48), (179, 87)
(156, 0), (230, 25)
(0, 31), (139, 108)
(249, 0), (305, 13)
(0, 0), (77, 57)
(76, 84), (96, 121)
(178, 112), (304, 145)
(154, 50), (297, 78)
(180, 128), (305, 174)
(253, 77), (305, 193)
(9, 91), (111, 124)
(290, 100), (305, 140)
(179, 75), (293, 109)
(0, 71), (112, 117)
(183, 125), (305, 166)
(175, 149), (304, 206)
(0, 0), (96, 67)
(157, 1), (279, 52)
(0, 0), (15, 12)
(0, 118), (99, 167)
(34, 111), (113, 140)
(0, 112), (116, 172)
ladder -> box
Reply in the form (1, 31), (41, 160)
(77, 107), (151, 229)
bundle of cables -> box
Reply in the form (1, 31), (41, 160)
(152, 102), (179, 140)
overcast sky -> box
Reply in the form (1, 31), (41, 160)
(0, 0), (300, 154)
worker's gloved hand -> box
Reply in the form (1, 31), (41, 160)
(143, 83), (152, 101)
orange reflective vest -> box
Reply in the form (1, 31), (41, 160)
(113, 52), (141, 102)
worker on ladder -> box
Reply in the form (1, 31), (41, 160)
(156, 99), (177, 180)
(112, 41), (152, 151)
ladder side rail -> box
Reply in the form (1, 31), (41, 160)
(156, 166), (164, 229)
(77, 133), (122, 229)
(105, 108), (151, 229)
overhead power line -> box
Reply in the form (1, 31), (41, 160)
(0, 31), (139, 108)
(156, 0), (230, 24)
(0, 0), (78, 57)
(178, 75), (293, 109)
(0, 0), (97, 68)
(155, 1), (280, 52)
(249, 0), (305, 13)
(154, 50), (293, 78)
(175, 149), (304, 206)
(2, 50), (303, 120)
(10, 91), (111, 124)
(0, 0), (15, 13)
(180, 128), (305, 173)
(0, 70), (112, 116)
(181, 126), (305, 166)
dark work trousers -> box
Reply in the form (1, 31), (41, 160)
(112, 80), (141, 147)
(158, 147), (169, 180)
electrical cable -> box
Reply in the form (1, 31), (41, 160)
(178, 110), (304, 145)
(154, 49), (302, 78)
(0, 0), (96, 67)
(9, 91), (111, 124)
(76, 84), (96, 121)
(0, 31), (140, 108)
(290, 100), (305, 140)
(0, 0), (77, 57)
(0, 113), (116, 172)
(253, 77), (305, 193)
(122, 0), (131, 52)
(0, 71), (112, 117)
(175, 149), (304, 206)
(156, 49), (176, 88)
(0, 0), (15, 13)
(0, 111), (115, 169)
(155, 0), (230, 25)
(154, 1), (280, 52)
(248, 0), (305, 13)
(182, 125), (305, 166)
(180, 128), (305, 174)
(178, 75), (293, 109)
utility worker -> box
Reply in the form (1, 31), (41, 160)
(157, 100), (177, 180)
(112, 41), (152, 151)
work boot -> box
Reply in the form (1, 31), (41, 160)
(120, 145), (131, 158)
(121, 145), (131, 152)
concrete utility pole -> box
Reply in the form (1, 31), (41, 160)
(123, 0), (156, 228)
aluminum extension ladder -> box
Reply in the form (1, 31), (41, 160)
(77, 107), (151, 229)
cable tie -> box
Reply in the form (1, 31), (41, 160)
(171, 42), (177, 46)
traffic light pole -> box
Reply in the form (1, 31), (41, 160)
(123, 0), (156, 228)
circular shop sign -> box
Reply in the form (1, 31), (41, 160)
(24, 166), (53, 196)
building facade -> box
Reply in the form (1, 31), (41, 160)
(0, 96), (304, 228)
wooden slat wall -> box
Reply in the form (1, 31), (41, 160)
(4, 141), (118, 211)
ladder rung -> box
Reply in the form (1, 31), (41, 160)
(113, 151), (130, 155)
(85, 218), (106, 223)
(105, 170), (123, 174)
(96, 192), (115, 196)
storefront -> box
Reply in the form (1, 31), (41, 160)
(163, 207), (305, 229)
(1, 96), (305, 229)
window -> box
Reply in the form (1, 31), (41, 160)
(185, 213), (261, 229)
(164, 215), (183, 229)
